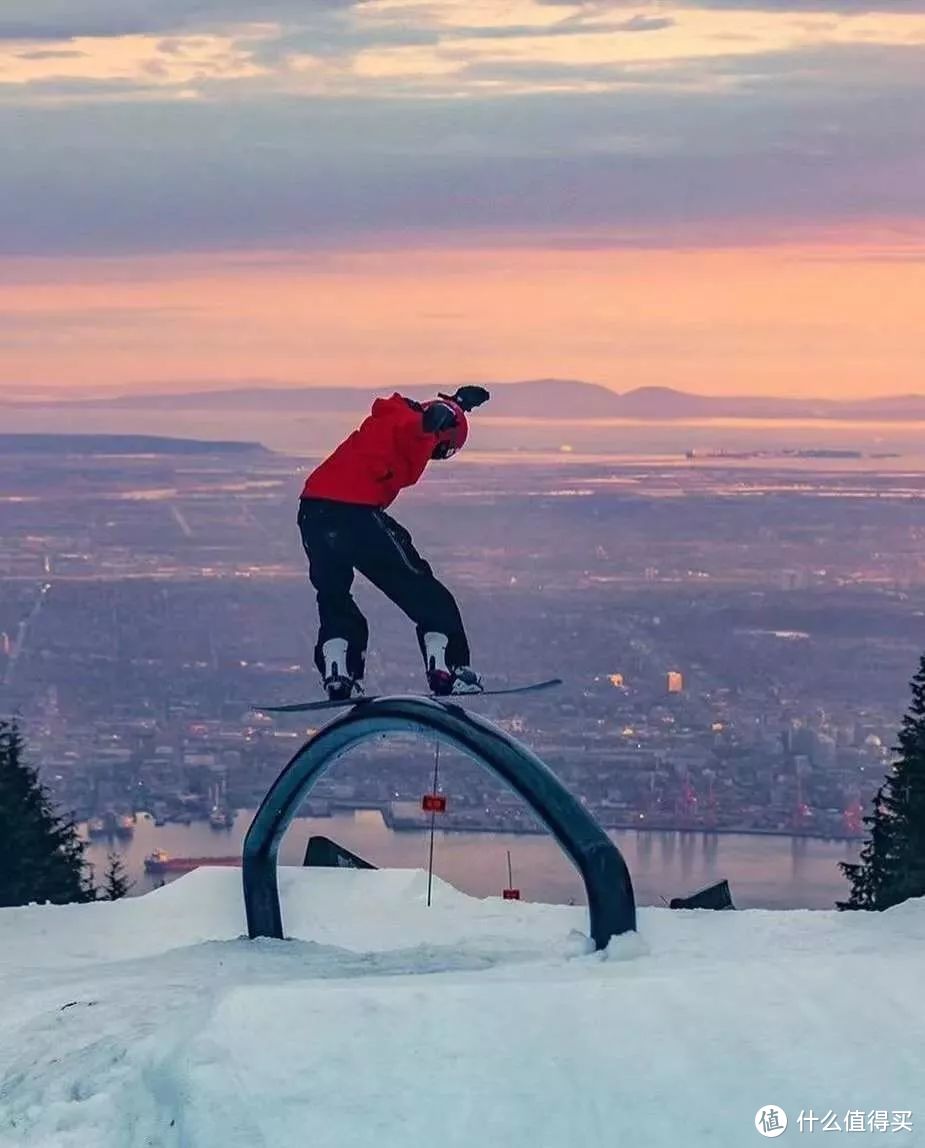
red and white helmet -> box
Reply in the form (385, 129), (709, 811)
(423, 398), (468, 459)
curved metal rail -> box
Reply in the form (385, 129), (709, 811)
(243, 696), (636, 949)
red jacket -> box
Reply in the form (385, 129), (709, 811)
(302, 394), (441, 508)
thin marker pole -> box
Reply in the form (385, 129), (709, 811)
(426, 741), (440, 907)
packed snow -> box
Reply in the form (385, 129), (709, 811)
(1, 867), (923, 1147)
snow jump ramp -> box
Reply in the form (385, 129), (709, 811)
(243, 695), (636, 950)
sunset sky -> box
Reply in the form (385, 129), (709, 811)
(1, 0), (923, 399)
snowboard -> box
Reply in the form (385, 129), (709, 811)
(253, 678), (562, 714)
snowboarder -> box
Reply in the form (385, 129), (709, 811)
(298, 385), (491, 701)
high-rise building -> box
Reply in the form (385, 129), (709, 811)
(813, 734), (837, 768)
(608, 673), (625, 688)
(666, 671), (684, 694)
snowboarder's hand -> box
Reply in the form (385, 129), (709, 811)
(450, 385), (490, 412)
(422, 401), (458, 434)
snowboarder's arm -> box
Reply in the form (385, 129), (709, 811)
(397, 396), (458, 439)
(380, 397), (443, 486)
(399, 397), (456, 435)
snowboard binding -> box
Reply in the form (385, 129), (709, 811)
(324, 675), (363, 703)
(427, 666), (484, 696)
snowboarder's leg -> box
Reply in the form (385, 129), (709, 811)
(351, 510), (481, 695)
(298, 500), (368, 696)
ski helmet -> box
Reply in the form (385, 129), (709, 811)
(424, 398), (468, 459)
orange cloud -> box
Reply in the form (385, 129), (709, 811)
(0, 30), (271, 89)
(4, 4), (924, 101)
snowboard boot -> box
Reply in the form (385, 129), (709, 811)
(423, 632), (483, 696)
(321, 638), (363, 702)
(424, 632), (452, 695)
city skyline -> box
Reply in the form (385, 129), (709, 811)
(3, 435), (919, 857)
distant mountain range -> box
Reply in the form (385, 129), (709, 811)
(5, 380), (925, 421)
(0, 434), (269, 456)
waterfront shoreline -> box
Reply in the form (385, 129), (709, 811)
(82, 808), (859, 911)
(82, 810), (864, 848)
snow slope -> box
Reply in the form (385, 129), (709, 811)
(1, 867), (923, 1148)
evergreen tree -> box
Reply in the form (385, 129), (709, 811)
(101, 851), (133, 901)
(837, 787), (896, 909)
(0, 720), (96, 907)
(838, 655), (925, 910)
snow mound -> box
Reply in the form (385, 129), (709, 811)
(1, 868), (923, 1148)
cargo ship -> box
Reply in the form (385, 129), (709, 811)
(115, 814), (135, 839)
(209, 806), (235, 830)
(144, 849), (240, 875)
(86, 812), (135, 839)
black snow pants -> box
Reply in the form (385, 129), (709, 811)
(297, 497), (470, 681)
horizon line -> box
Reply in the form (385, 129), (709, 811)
(4, 379), (925, 406)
